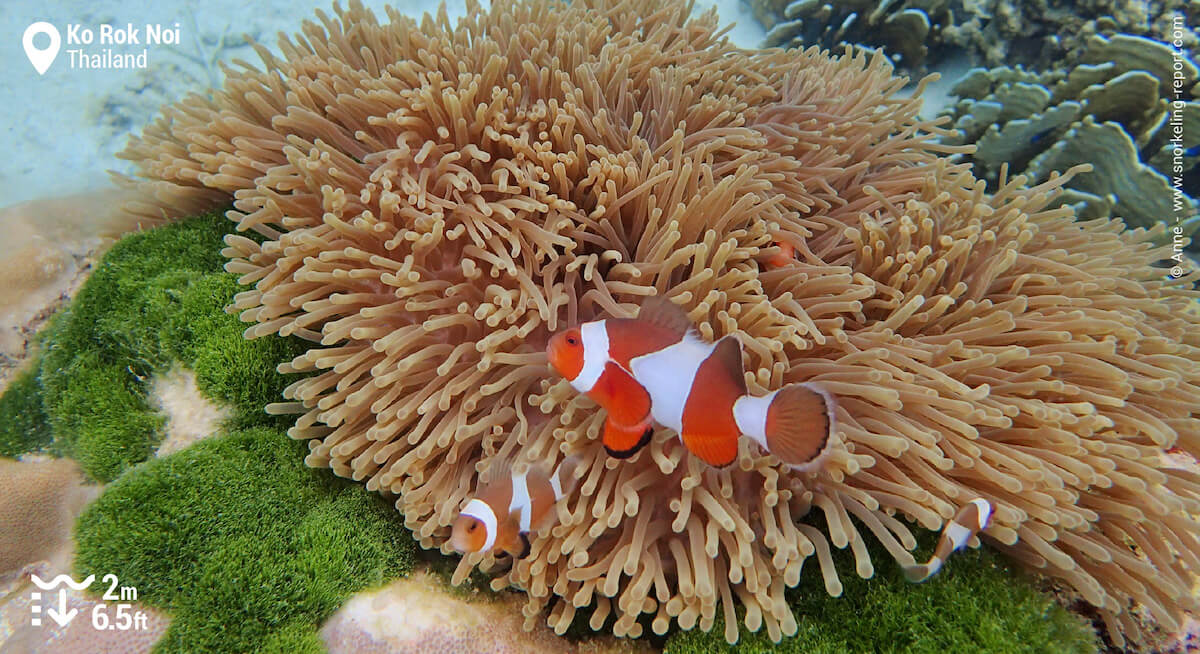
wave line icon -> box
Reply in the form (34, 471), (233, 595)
(30, 574), (94, 591)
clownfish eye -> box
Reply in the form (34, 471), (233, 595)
(566, 336), (578, 345)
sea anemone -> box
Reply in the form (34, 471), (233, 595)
(117, 0), (1200, 646)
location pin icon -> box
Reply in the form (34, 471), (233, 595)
(23, 22), (61, 75)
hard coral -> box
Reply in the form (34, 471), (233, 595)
(0, 458), (97, 575)
(940, 34), (1200, 235)
(117, 0), (1200, 646)
(0, 571), (169, 654)
(320, 570), (653, 654)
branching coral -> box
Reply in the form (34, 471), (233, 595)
(116, 0), (1200, 646)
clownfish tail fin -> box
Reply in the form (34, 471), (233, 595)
(735, 382), (836, 470)
(902, 498), (993, 583)
(551, 455), (583, 501)
(903, 561), (939, 583)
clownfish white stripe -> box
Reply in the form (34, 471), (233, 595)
(903, 497), (993, 583)
(549, 471), (563, 500)
(732, 390), (777, 450)
(944, 522), (972, 549)
(574, 320), (610, 392)
(630, 332), (714, 432)
(970, 497), (993, 524)
(511, 470), (533, 532)
(461, 498), (498, 552)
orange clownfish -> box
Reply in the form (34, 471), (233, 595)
(546, 297), (837, 469)
(451, 457), (580, 558)
(903, 498), (993, 582)
(762, 239), (796, 269)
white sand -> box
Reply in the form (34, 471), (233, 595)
(0, 1), (765, 210)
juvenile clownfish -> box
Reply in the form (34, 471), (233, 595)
(762, 239), (797, 269)
(451, 457), (580, 558)
(546, 297), (837, 469)
(902, 498), (993, 582)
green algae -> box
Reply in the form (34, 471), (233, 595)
(664, 526), (1098, 654)
(0, 367), (53, 457)
(34, 210), (305, 481)
(74, 426), (414, 653)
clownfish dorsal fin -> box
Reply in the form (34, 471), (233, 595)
(474, 456), (517, 513)
(637, 295), (694, 339)
(710, 335), (748, 395)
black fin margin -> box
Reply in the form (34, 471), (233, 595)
(517, 532), (532, 559)
(604, 426), (653, 459)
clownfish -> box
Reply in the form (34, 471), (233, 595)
(902, 498), (993, 582)
(546, 297), (836, 469)
(762, 239), (797, 269)
(451, 457), (580, 558)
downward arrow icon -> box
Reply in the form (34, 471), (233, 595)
(45, 590), (77, 627)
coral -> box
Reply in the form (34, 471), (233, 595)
(147, 365), (232, 457)
(941, 34), (1200, 236)
(757, 0), (937, 70)
(73, 426), (415, 654)
(320, 570), (654, 654)
(35, 211), (306, 481)
(663, 530), (1097, 653)
(752, 0), (1198, 73)
(0, 570), (170, 654)
(0, 458), (97, 576)
(0, 189), (139, 384)
(114, 0), (1200, 648)
(1025, 116), (1182, 229)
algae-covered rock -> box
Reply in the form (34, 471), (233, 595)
(0, 211), (413, 653)
(73, 426), (415, 654)
(32, 211), (306, 482)
(663, 529), (1098, 653)
(940, 33), (1200, 238)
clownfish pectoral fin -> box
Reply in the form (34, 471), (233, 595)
(496, 512), (526, 558)
(590, 362), (653, 428)
(902, 498), (993, 583)
(604, 418), (654, 459)
(902, 560), (940, 583)
(637, 296), (694, 339)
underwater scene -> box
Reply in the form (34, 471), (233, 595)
(0, 0), (1197, 652)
